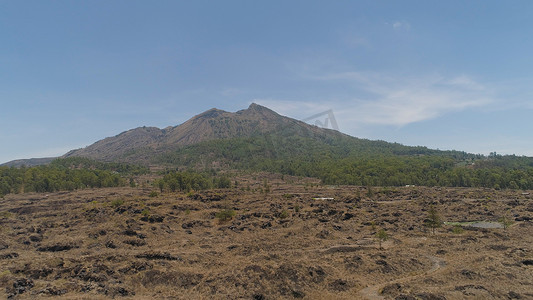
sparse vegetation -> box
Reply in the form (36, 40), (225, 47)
(215, 209), (236, 222)
(425, 205), (442, 235)
(499, 216), (514, 231)
(110, 198), (124, 208)
(0, 181), (530, 299)
(376, 228), (389, 249)
(452, 225), (464, 234)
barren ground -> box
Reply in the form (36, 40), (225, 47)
(0, 173), (532, 299)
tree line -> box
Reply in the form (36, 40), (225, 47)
(156, 132), (533, 190)
(153, 170), (231, 193)
(0, 157), (146, 196)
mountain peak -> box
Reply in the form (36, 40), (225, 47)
(238, 103), (280, 118)
(62, 103), (318, 163)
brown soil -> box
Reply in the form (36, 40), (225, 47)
(0, 174), (532, 299)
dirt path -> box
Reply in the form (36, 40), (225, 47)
(357, 255), (447, 300)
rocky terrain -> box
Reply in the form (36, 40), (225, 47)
(0, 173), (532, 299)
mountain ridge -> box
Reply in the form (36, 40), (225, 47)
(62, 103), (344, 163)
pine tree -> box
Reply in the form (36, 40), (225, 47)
(425, 205), (442, 234)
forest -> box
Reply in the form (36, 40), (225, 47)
(0, 157), (145, 196)
(3, 132), (533, 197)
(156, 132), (533, 190)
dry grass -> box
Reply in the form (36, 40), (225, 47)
(0, 174), (532, 299)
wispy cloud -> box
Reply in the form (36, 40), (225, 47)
(340, 73), (493, 126)
(389, 21), (411, 31)
(259, 71), (495, 128)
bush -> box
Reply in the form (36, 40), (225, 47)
(141, 209), (150, 217)
(215, 209), (236, 222)
(110, 199), (124, 208)
(452, 225), (464, 234)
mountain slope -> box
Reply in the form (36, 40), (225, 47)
(63, 103), (343, 163)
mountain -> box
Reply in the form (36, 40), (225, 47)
(4, 103), (533, 189)
(63, 103), (343, 163)
(1, 157), (56, 167)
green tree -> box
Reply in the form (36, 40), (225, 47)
(425, 205), (442, 234)
(498, 216), (513, 231)
(376, 228), (389, 249)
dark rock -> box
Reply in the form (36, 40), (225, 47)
(522, 259), (533, 266)
(381, 283), (402, 295)
(123, 229), (137, 236)
(376, 259), (396, 273)
(0, 252), (19, 259)
(324, 245), (360, 254)
(136, 252), (181, 261)
(460, 269), (478, 279)
(28, 268), (53, 279)
(416, 293), (447, 300)
(119, 261), (153, 274)
(488, 244), (509, 251)
(29, 235), (42, 242)
(291, 290), (305, 298)
(123, 239), (147, 247)
(140, 214), (164, 223)
(105, 241), (117, 249)
(37, 243), (77, 252)
(12, 278), (34, 296)
(37, 286), (67, 296)
(307, 266), (326, 283)
(342, 213), (354, 220)
(328, 279), (351, 291)
(260, 222), (272, 229)
(396, 295), (417, 300)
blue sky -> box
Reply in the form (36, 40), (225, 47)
(1, 1), (533, 163)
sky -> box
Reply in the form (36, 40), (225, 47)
(1, 1), (533, 163)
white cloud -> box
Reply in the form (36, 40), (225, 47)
(259, 72), (495, 128)
(391, 21), (411, 31)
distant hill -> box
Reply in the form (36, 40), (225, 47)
(1, 157), (56, 167)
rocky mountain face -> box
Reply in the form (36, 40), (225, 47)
(63, 103), (335, 163)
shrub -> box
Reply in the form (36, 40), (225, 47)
(279, 210), (289, 219)
(452, 225), (464, 234)
(215, 209), (236, 222)
(376, 228), (389, 249)
(149, 191), (159, 197)
(110, 199), (124, 208)
(498, 216), (513, 231)
(141, 209), (150, 217)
